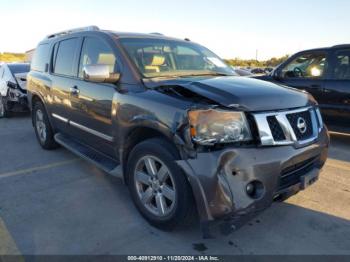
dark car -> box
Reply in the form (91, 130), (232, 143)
(250, 68), (266, 75)
(27, 26), (329, 234)
(257, 45), (350, 133)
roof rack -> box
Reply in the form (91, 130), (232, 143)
(46, 25), (100, 39)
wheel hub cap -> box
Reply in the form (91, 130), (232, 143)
(35, 109), (47, 143)
(134, 155), (176, 217)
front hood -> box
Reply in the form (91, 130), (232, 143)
(14, 72), (27, 90)
(145, 76), (315, 111)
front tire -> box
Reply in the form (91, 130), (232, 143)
(32, 101), (58, 150)
(127, 138), (195, 230)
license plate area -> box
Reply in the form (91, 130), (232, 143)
(300, 169), (319, 190)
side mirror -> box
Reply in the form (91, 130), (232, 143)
(7, 81), (17, 89)
(83, 65), (120, 83)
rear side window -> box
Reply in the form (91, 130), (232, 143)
(53, 38), (80, 77)
(31, 44), (50, 72)
(333, 49), (350, 80)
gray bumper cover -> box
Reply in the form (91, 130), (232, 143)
(176, 128), (329, 227)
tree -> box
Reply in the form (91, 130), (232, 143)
(0, 53), (26, 62)
(224, 55), (289, 68)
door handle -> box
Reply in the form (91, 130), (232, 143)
(70, 86), (80, 95)
(310, 84), (321, 88)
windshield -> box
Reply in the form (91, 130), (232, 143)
(8, 64), (30, 74)
(119, 38), (236, 78)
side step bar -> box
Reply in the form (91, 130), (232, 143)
(54, 133), (122, 178)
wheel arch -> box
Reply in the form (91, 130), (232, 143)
(30, 93), (55, 130)
(120, 126), (184, 184)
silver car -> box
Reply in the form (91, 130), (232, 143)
(0, 63), (30, 117)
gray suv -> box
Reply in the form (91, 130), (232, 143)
(27, 26), (329, 234)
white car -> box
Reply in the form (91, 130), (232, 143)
(0, 63), (30, 117)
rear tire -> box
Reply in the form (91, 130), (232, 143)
(127, 138), (195, 230)
(0, 95), (10, 118)
(32, 101), (58, 150)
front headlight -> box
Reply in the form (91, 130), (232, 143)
(188, 109), (252, 145)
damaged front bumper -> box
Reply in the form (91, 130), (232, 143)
(176, 128), (329, 235)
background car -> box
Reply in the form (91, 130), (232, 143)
(231, 66), (253, 76)
(257, 44), (350, 133)
(0, 63), (30, 117)
(250, 67), (266, 75)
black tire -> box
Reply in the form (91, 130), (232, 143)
(0, 95), (10, 118)
(127, 138), (195, 230)
(32, 101), (58, 150)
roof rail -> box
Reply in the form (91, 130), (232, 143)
(46, 25), (100, 39)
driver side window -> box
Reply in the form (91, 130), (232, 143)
(281, 52), (327, 79)
(78, 37), (117, 78)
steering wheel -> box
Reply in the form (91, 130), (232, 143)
(293, 67), (304, 77)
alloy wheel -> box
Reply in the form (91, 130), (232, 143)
(134, 155), (176, 217)
(35, 109), (47, 143)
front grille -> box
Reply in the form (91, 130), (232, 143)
(278, 156), (318, 191)
(253, 107), (319, 147)
(267, 116), (286, 141)
(286, 110), (313, 140)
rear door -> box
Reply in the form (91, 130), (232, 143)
(67, 36), (118, 157)
(50, 37), (82, 132)
(275, 51), (328, 103)
(322, 49), (350, 130)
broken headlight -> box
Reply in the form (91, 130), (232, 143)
(188, 109), (252, 145)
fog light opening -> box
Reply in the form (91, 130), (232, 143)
(246, 180), (264, 199)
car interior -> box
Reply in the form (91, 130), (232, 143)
(282, 53), (326, 78)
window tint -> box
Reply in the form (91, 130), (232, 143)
(31, 44), (50, 72)
(333, 50), (350, 80)
(79, 37), (116, 78)
(54, 38), (80, 77)
(282, 53), (327, 79)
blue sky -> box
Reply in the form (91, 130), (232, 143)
(1, 0), (349, 59)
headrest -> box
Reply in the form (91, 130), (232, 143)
(150, 55), (165, 66)
(98, 54), (116, 65)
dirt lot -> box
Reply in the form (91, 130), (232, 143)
(0, 114), (349, 255)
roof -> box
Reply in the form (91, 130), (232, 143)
(331, 44), (350, 49)
(296, 44), (350, 54)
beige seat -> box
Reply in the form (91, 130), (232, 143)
(98, 53), (116, 72)
(144, 55), (166, 73)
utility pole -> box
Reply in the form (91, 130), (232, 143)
(256, 49), (258, 62)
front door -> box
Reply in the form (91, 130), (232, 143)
(322, 49), (350, 130)
(67, 36), (118, 157)
(275, 51), (328, 106)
